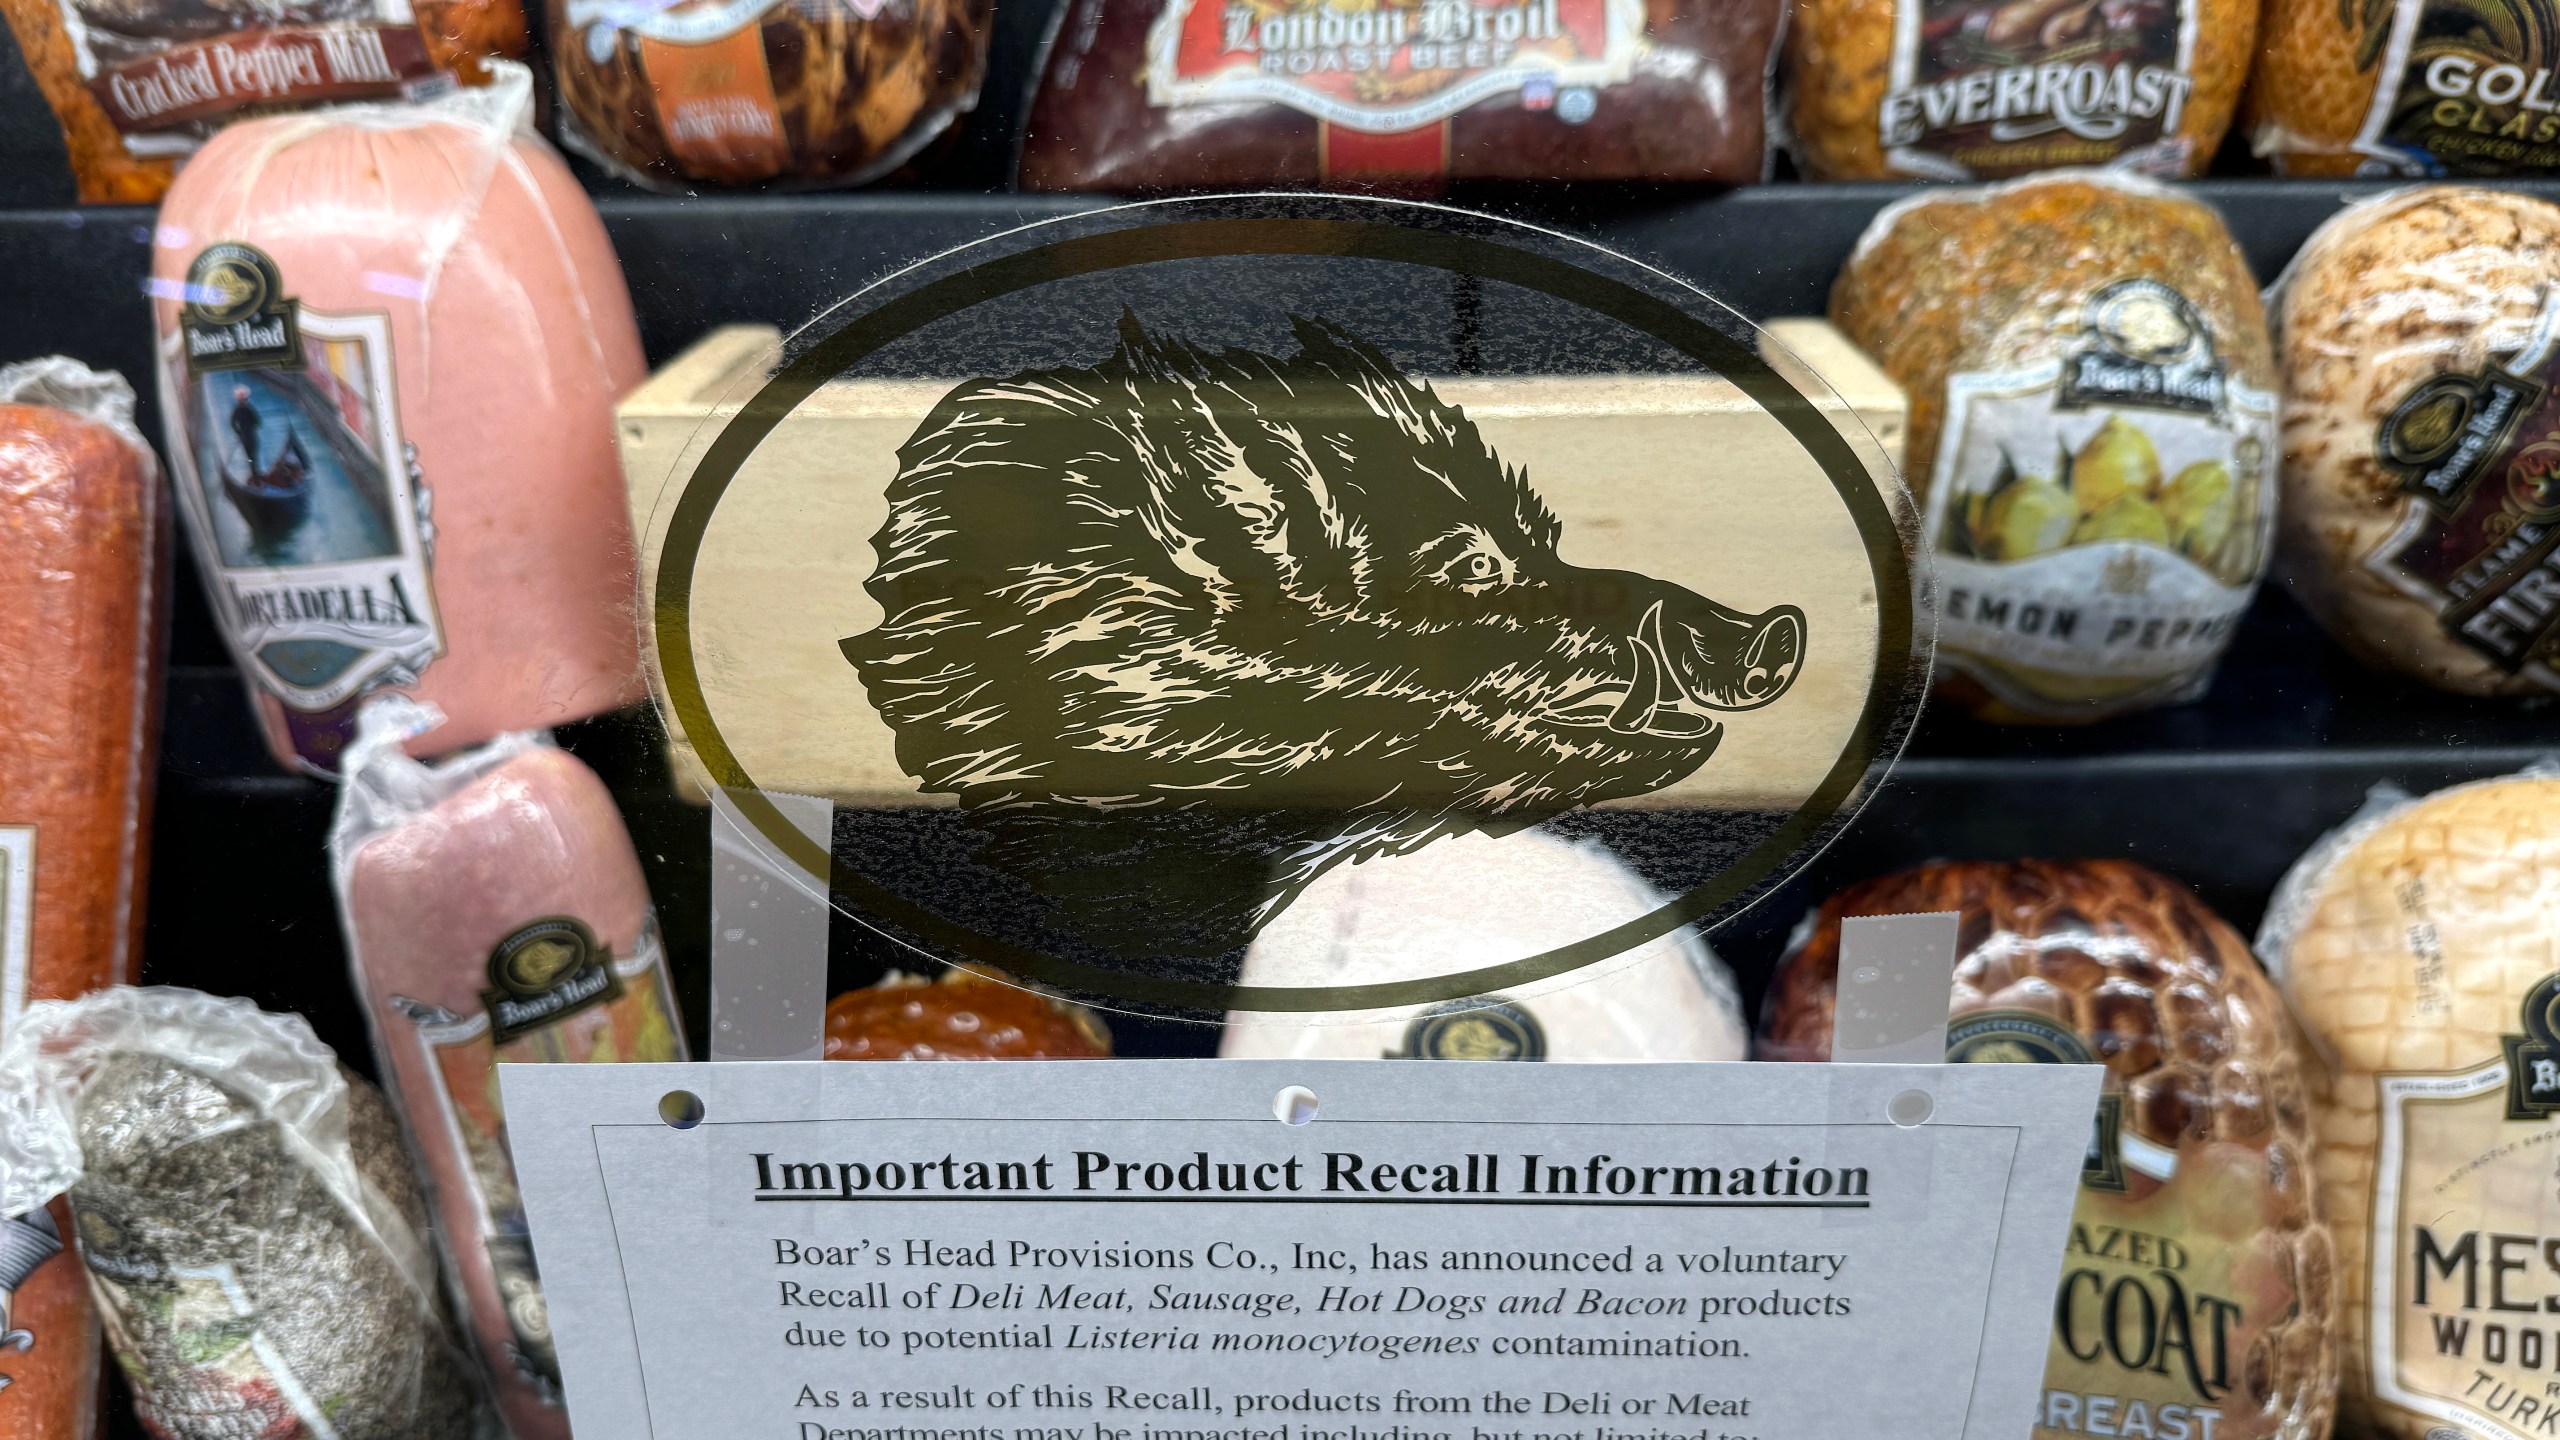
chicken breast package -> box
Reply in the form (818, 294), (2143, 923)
(1018, 0), (1780, 189)
(2257, 771), (2560, 1440)
(2249, 0), (2560, 174)
(331, 696), (685, 1440)
(151, 64), (649, 778)
(2273, 187), (2560, 696)
(1787, 0), (2255, 180)
(0, 0), (527, 202)
(550, 0), (991, 189)
(0, 357), (166, 1440)
(0, 986), (490, 1440)
(1219, 830), (1749, 1061)
(1760, 859), (2339, 1440)
(1832, 173), (2279, 722)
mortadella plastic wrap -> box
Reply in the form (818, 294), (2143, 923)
(150, 65), (650, 778)
(0, 986), (491, 1440)
(0, 356), (167, 1440)
(331, 697), (686, 1440)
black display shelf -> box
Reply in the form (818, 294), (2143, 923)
(4, 178), (2552, 1031)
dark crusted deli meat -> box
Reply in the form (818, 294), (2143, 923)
(1019, 0), (1779, 189)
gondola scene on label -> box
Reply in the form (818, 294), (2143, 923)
(636, 195), (1927, 1016)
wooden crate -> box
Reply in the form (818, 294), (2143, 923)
(617, 320), (1910, 809)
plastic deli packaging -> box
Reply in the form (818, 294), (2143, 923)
(0, 987), (489, 1440)
(331, 697), (686, 1439)
(0, 0), (527, 202)
(150, 64), (649, 778)
(2256, 771), (2560, 1440)
(1786, 0), (2253, 180)
(1018, 0), (1780, 189)
(549, 0), (990, 189)
(1219, 831), (1749, 1061)
(1832, 173), (2278, 722)
(1761, 859), (2340, 1440)
(0, 358), (166, 1440)
(2273, 187), (2560, 695)
(2250, 0), (2560, 174)
(825, 969), (1113, 1060)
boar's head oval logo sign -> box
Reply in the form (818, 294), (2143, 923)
(652, 195), (1926, 1016)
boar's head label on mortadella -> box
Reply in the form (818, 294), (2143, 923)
(480, 916), (624, 1044)
(178, 245), (302, 373)
(650, 195), (1929, 1020)
(161, 241), (446, 773)
(389, 912), (682, 1399)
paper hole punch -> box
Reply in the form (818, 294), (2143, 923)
(1274, 1086), (1320, 1125)
(659, 1090), (706, 1129)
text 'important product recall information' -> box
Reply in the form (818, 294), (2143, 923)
(503, 1059), (2100, 1440)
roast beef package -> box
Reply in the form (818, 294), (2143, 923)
(1760, 859), (2340, 1440)
(150, 64), (649, 777)
(2250, 0), (2560, 174)
(331, 697), (685, 1439)
(1787, 0), (2255, 179)
(1018, 0), (1779, 189)
(0, 0), (526, 202)
(2272, 187), (2560, 695)
(2257, 771), (2560, 1439)
(0, 986), (490, 1440)
(0, 357), (166, 1440)
(549, 0), (990, 189)
(1219, 830), (1749, 1061)
(1830, 173), (2278, 722)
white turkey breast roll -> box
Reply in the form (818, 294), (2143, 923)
(2258, 770), (2560, 1440)
(1219, 829), (1748, 1062)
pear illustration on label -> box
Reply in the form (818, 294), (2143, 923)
(839, 314), (1808, 958)
(654, 195), (1920, 1010)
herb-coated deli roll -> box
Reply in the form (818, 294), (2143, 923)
(1832, 174), (2278, 722)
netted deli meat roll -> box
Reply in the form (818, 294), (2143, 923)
(1760, 859), (2338, 1440)
(2259, 773), (2560, 1440)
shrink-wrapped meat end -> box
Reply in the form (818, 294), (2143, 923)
(0, 357), (164, 1440)
(2275, 187), (2560, 696)
(2260, 775), (2560, 1440)
(550, 0), (991, 189)
(0, 988), (488, 1440)
(334, 704), (687, 1440)
(1018, 0), (1779, 190)
(1758, 859), (2338, 1440)
(150, 69), (648, 776)
(1830, 175), (2278, 722)
(1786, 0), (2254, 180)
(825, 970), (1112, 1060)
